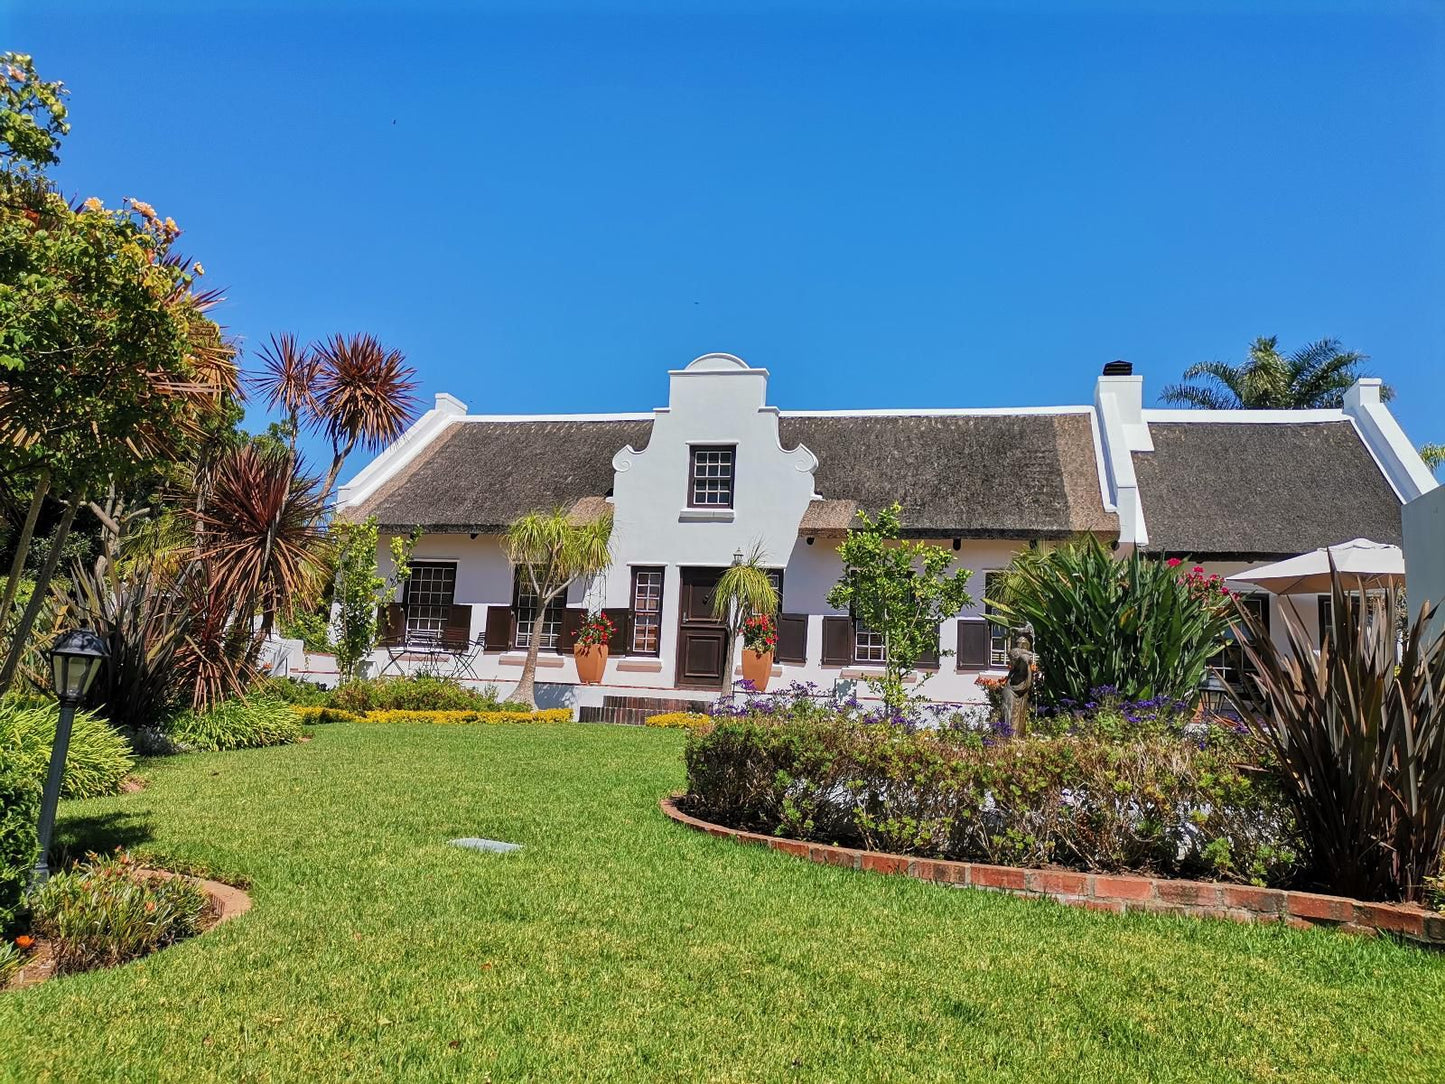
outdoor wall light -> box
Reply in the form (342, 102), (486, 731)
(805, 536), (814, 546)
(731, 548), (744, 566)
(33, 628), (108, 885)
(952, 538), (961, 551)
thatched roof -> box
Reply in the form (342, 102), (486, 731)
(779, 413), (1117, 538)
(355, 419), (651, 532)
(1133, 421), (1403, 559)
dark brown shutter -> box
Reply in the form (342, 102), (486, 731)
(918, 625), (940, 670)
(776, 614), (807, 664)
(378, 603), (405, 647)
(603, 608), (630, 653)
(443, 604), (473, 651)
(956, 620), (990, 669)
(483, 605), (514, 651)
(557, 609), (584, 653)
(821, 616), (853, 667)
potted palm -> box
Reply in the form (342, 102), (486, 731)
(573, 610), (614, 685)
(712, 544), (780, 693)
(739, 613), (778, 691)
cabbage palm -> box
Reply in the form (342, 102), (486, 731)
(711, 543), (779, 692)
(1160, 336), (1390, 410)
(312, 333), (421, 506)
(504, 507), (613, 708)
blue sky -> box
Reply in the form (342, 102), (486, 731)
(9, 1), (1443, 482)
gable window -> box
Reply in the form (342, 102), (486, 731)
(982, 572), (1010, 667)
(629, 567), (665, 656)
(405, 562), (456, 639)
(514, 570), (563, 650)
(688, 445), (735, 508)
(854, 625), (886, 664)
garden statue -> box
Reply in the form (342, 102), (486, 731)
(1000, 624), (1036, 736)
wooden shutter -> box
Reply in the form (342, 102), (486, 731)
(956, 620), (990, 669)
(917, 625), (940, 670)
(378, 603), (405, 647)
(443, 604), (473, 651)
(821, 616), (854, 667)
(557, 609), (584, 653)
(776, 614), (807, 664)
(603, 608), (630, 653)
(483, 605), (514, 651)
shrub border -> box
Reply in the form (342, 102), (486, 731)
(659, 797), (1445, 946)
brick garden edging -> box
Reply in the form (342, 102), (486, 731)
(660, 796), (1445, 946)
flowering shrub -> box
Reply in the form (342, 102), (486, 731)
(684, 715), (1300, 885)
(575, 611), (615, 648)
(644, 712), (711, 730)
(30, 852), (207, 976)
(354, 708), (572, 725)
(740, 613), (778, 654)
(290, 706), (361, 724)
(328, 675), (514, 713)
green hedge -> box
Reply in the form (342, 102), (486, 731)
(0, 698), (135, 800)
(0, 760), (38, 936)
(166, 697), (302, 752)
(684, 716), (1301, 886)
(327, 675), (524, 714)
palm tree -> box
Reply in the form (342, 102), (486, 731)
(504, 507), (613, 708)
(1160, 336), (1391, 410)
(253, 332), (318, 457)
(312, 333), (421, 506)
(1421, 444), (1444, 474)
(711, 543), (779, 693)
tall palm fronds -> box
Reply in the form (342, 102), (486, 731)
(253, 333), (318, 454)
(1160, 336), (1391, 410)
(191, 444), (329, 633)
(313, 333), (420, 504)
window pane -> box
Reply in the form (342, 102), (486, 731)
(406, 563), (456, 638)
(690, 447), (734, 506)
(984, 572), (1008, 666)
(630, 567), (664, 655)
(854, 626), (885, 664)
(515, 571), (562, 649)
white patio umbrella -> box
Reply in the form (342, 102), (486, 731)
(1226, 538), (1405, 595)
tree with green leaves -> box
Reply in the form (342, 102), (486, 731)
(711, 542), (779, 692)
(0, 51), (237, 694)
(332, 516), (418, 681)
(826, 503), (973, 713)
(1421, 444), (1444, 475)
(504, 508), (613, 708)
(1160, 336), (1389, 410)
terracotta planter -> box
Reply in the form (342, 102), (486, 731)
(741, 648), (773, 691)
(574, 643), (608, 684)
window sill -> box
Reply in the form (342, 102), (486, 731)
(616, 658), (663, 673)
(678, 508), (735, 523)
(500, 654), (564, 668)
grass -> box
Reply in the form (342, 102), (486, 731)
(2, 722), (1442, 1083)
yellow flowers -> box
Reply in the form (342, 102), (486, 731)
(644, 712), (711, 730)
(291, 705), (572, 725)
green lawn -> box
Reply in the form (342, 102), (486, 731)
(2, 723), (1442, 1083)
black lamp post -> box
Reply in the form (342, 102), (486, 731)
(32, 628), (108, 886)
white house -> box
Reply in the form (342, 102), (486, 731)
(335, 353), (1436, 717)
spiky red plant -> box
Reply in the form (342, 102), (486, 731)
(312, 332), (420, 503)
(253, 333), (318, 451)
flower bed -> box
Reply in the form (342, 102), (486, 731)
(660, 797), (1445, 945)
(644, 712), (711, 730)
(348, 708), (572, 725)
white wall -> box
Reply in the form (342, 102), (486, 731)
(1405, 486), (1445, 640)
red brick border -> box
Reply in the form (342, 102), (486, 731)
(659, 797), (1445, 946)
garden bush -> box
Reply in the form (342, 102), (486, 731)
(0, 697), (135, 799)
(29, 852), (207, 976)
(165, 696), (303, 752)
(353, 708), (572, 725)
(327, 675), (520, 714)
(290, 706), (361, 724)
(0, 761), (39, 936)
(255, 676), (331, 706)
(0, 938), (22, 985)
(684, 714), (1300, 885)
(645, 712), (711, 730)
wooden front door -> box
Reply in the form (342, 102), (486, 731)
(676, 568), (727, 688)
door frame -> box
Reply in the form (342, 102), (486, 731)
(674, 566), (727, 690)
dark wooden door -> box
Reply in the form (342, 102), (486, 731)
(676, 568), (726, 688)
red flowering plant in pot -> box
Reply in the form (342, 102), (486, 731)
(739, 613), (778, 692)
(573, 610), (614, 685)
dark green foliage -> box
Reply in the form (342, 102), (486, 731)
(277, 610), (331, 654)
(1230, 572), (1445, 903)
(685, 715), (1300, 885)
(327, 675), (519, 714)
(254, 676), (330, 706)
(0, 759), (38, 935)
(0, 697), (134, 799)
(165, 696), (302, 752)
(993, 537), (1234, 708)
(29, 852), (206, 975)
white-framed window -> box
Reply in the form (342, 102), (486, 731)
(854, 625), (886, 664)
(983, 571), (1008, 667)
(688, 445), (735, 507)
(405, 562), (456, 638)
(630, 566), (664, 656)
(514, 571), (562, 650)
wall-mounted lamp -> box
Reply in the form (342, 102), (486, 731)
(805, 536), (815, 546)
(951, 538), (961, 551)
(469, 532), (478, 541)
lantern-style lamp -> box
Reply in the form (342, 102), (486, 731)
(33, 629), (109, 885)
